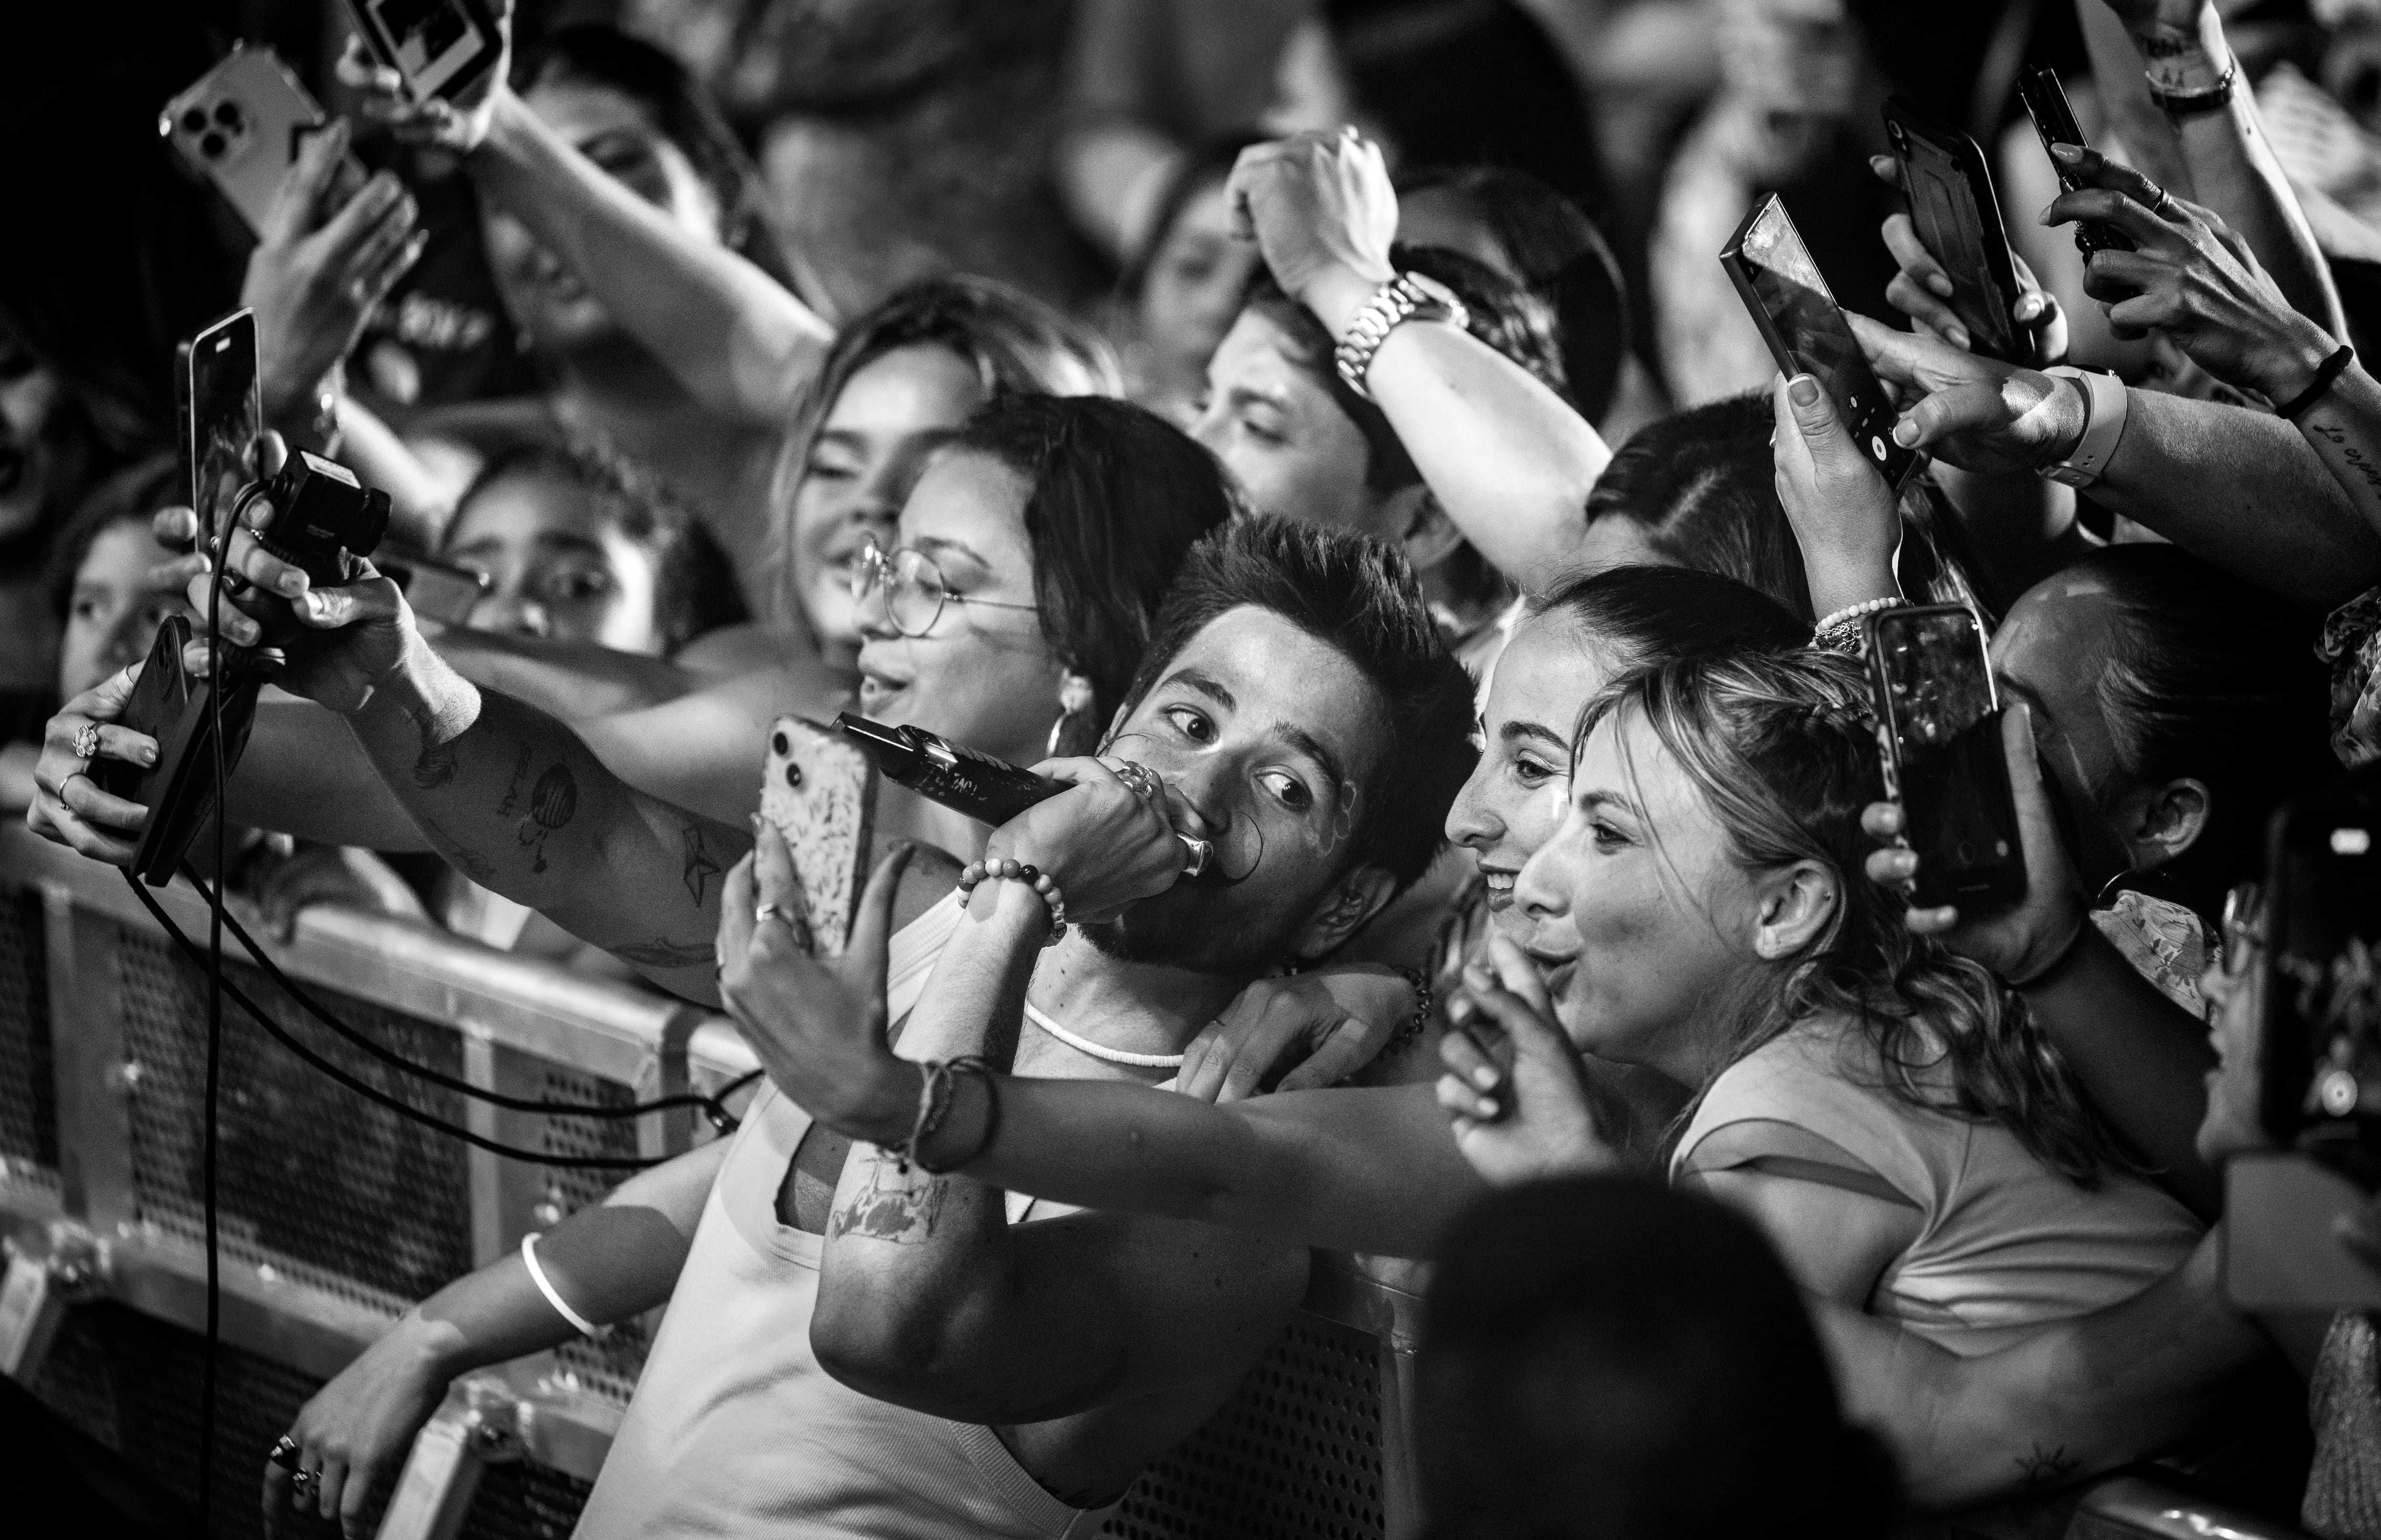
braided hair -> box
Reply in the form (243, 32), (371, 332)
(1579, 648), (2130, 1184)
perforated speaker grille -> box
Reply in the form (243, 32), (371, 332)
(32, 1300), (330, 1540)
(113, 929), (473, 1308)
(460, 1459), (597, 1540)
(1100, 1311), (1388, 1540)
(0, 886), (59, 1175)
(529, 1062), (649, 1402)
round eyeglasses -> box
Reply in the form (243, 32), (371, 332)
(850, 537), (1039, 639)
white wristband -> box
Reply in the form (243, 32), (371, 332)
(520, 1231), (609, 1340)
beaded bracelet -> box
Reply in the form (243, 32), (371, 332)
(1810, 596), (1900, 656)
(958, 858), (1068, 946)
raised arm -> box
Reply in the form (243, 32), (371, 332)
(342, 35), (833, 429)
(2086, 0), (2342, 338)
(807, 872), (1303, 1425)
(1232, 131), (1610, 594)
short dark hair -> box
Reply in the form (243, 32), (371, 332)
(1121, 516), (1478, 890)
(1533, 565), (1806, 678)
(1420, 1176), (1898, 1540)
(950, 396), (1237, 726)
(453, 441), (748, 653)
(1240, 243), (1565, 497)
(2066, 543), (2334, 918)
(1397, 163), (1630, 422)
(1587, 395), (1995, 624)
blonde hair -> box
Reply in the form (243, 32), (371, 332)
(1580, 648), (2127, 1184)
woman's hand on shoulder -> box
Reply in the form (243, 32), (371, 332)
(1436, 934), (1627, 1185)
(1863, 703), (2087, 983)
(1180, 963), (1423, 1103)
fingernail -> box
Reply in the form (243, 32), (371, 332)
(1946, 325), (1970, 350)
(140, 743), (158, 766)
(2017, 295), (2041, 320)
(277, 570), (305, 596)
(1788, 375), (1821, 408)
(1478, 1099), (1499, 1119)
(1470, 1065), (1499, 1090)
(1892, 419), (1920, 447)
(2052, 143), (2081, 162)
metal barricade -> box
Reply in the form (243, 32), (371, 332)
(0, 823), (1423, 1539)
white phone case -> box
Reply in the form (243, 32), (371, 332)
(160, 46), (349, 238)
(759, 717), (877, 956)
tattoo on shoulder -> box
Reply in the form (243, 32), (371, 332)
(611, 938), (714, 969)
(515, 764), (578, 874)
(828, 1148), (946, 1244)
(2014, 1442), (2078, 1488)
(682, 821), (722, 907)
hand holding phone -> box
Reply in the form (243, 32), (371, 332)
(1881, 99), (2030, 363)
(759, 718), (878, 956)
(2017, 68), (2136, 262)
(161, 45), (368, 239)
(1721, 195), (1920, 492)
(1865, 605), (2027, 914)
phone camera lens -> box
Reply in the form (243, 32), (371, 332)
(770, 731), (789, 756)
(200, 132), (226, 159)
(784, 763), (803, 788)
(181, 108), (207, 134)
(213, 101), (243, 128)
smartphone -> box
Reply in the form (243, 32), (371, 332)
(92, 615), (231, 887)
(2260, 777), (2381, 1183)
(343, 0), (503, 103)
(179, 309), (261, 559)
(2016, 67), (2135, 261)
(1865, 605), (2026, 912)
(160, 45), (366, 239)
(2223, 1151), (2381, 1312)
(1720, 195), (1920, 491)
(377, 548), (489, 626)
(1882, 98), (2027, 363)
(759, 718), (878, 955)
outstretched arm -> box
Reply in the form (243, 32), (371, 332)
(1232, 131), (1610, 594)
(343, 36), (832, 429)
(1813, 1229), (2271, 1509)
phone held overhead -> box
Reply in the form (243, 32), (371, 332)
(1883, 97), (2029, 363)
(160, 45), (367, 237)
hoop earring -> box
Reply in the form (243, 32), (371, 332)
(1047, 673), (1098, 759)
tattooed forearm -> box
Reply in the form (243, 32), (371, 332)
(516, 764), (578, 873)
(2014, 1442), (2078, 1488)
(2306, 420), (2381, 498)
(610, 938), (714, 969)
(682, 821), (722, 906)
(409, 707), (460, 790)
(829, 1149), (948, 1244)
(496, 743), (532, 818)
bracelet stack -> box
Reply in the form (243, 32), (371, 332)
(1384, 965), (1436, 1055)
(959, 857), (1068, 946)
(891, 1055), (1002, 1175)
(1810, 597), (1900, 656)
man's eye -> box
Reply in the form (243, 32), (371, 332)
(1260, 770), (1313, 812)
(1164, 705), (1214, 743)
(1240, 414), (1286, 447)
(70, 597), (104, 623)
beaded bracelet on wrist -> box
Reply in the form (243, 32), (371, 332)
(1384, 965), (1436, 1054)
(958, 858), (1068, 945)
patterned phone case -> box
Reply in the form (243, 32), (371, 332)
(759, 716), (876, 955)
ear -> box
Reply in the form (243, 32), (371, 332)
(2121, 777), (2211, 870)
(1287, 865), (1401, 963)
(1750, 860), (1840, 962)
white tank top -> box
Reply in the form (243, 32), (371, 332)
(573, 890), (1118, 1539)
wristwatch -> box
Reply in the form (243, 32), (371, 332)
(2039, 366), (2129, 489)
(1333, 272), (1469, 400)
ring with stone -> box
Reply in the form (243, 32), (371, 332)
(73, 723), (101, 760)
(1179, 835), (1215, 878)
(1111, 761), (1161, 803)
(2148, 184), (2175, 218)
(290, 1468), (315, 1494)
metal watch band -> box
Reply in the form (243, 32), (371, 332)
(2041, 366), (2130, 489)
(2147, 60), (2237, 117)
(1333, 273), (1469, 401)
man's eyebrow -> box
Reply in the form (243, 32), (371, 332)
(1500, 719), (1568, 751)
(530, 532), (611, 558)
(1162, 666), (1235, 713)
(1275, 722), (1351, 802)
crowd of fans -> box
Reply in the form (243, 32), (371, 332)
(11, 0), (2381, 1536)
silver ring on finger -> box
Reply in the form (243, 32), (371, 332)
(2148, 184), (2175, 218)
(755, 902), (786, 928)
(290, 1468), (315, 1495)
(73, 723), (101, 760)
(269, 1434), (301, 1470)
(1111, 761), (1161, 803)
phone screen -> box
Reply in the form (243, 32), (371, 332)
(1870, 606), (2026, 911)
(2265, 792), (2381, 1167)
(361, 0), (494, 98)
(181, 310), (260, 551)
(1894, 126), (2020, 360)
